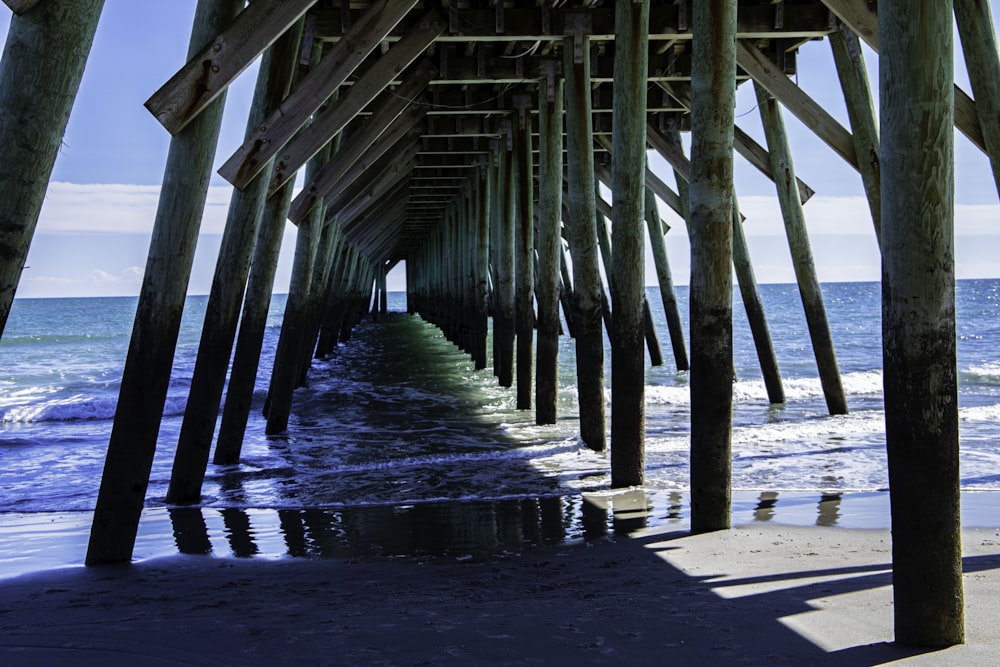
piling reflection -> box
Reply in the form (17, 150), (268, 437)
(611, 489), (651, 535)
(581, 495), (610, 541)
(159, 491), (864, 562)
(747, 491), (848, 527)
(754, 491), (779, 522)
(664, 492), (684, 523)
(167, 507), (212, 555)
(817, 493), (843, 527)
(164, 496), (584, 562)
(221, 508), (258, 558)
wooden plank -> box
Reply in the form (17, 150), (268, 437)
(319, 5), (835, 43)
(821, 0), (987, 152)
(736, 40), (858, 170)
(268, 11), (446, 193)
(317, 114), (425, 215)
(219, 0), (422, 189)
(145, 0), (317, 135)
(333, 157), (414, 225)
(3, 0), (42, 14)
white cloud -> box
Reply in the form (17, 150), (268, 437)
(88, 269), (121, 285)
(37, 182), (232, 235)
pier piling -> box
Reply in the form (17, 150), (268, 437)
(0, 0), (105, 337)
(881, 0), (964, 647)
(610, 0), (650, 488)
(563, 21), (606, 452)
(689, 0), (737, 534)
(87, 0), (244, 564)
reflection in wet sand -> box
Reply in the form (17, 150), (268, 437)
(754, 491), (779, 522)
(817, 494), (843, 527)
(159, 490), (884, 562)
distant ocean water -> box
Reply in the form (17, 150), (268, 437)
(1, 280), (999, 572)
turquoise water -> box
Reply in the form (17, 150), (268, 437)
(1, 281), (999, 573)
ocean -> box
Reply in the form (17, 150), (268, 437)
(1, 280), (999, 574)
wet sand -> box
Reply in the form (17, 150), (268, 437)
(1, 524), (998, 665)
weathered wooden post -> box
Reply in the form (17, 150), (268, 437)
(489, 138), (502, 378)
(0, 0), (105, 337)
(265, 142), (330, 435)
(755, 82), (847, 416)
(535, 63), (563, 425)
(689, 0), (736, 533)
(87, 0), (244, 565)
(881, 0), (964, 647)
(610, 0), (649, 488)
(563, 16), (606, 451)
(298, 218), (342, 380)
(167, 24), (303, 503)
(513, 94), (535, 410)
(475, 157), (491, 371)
(495, 131), (515, 387)
(213, 180), (295, 464)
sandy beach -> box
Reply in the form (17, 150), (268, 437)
(1, 523), (998, 665)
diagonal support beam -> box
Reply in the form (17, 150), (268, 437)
(955, 0), (1000, 198)
(736, 40), (858, 169)
(594, 134), (683, 217)
(267, 10), (446, 193)
(145, 0), (317, 135)
(218, 0), (422, 189)
(829, 24), (882, 242)
(653, 82), (815, 203)
(820, 0), (987, 153)
(324, 140), (420, 223)
(287, 63), (434, 222)
(732, 126), (815, 203)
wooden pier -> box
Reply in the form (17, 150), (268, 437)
(0, 0), (990, 647)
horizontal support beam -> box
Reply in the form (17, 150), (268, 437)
(315, 5), (836, 43)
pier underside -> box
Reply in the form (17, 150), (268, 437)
(1, 0), (993, 647)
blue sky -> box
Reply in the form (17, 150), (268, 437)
(2, 1), (998, 297)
